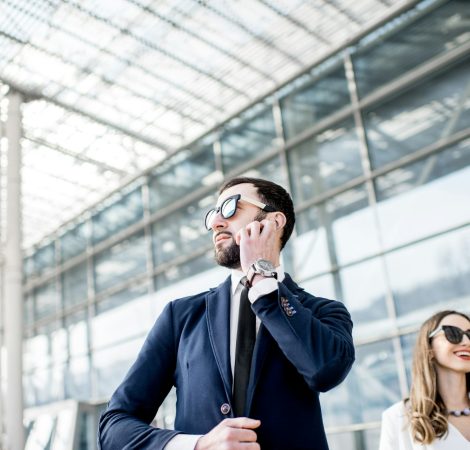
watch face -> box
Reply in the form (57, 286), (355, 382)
(256, 259), (276, 272)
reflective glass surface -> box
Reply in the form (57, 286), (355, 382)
(321, 339), (401, 427)
(293, 207), (331, 279)
(65, 355), (90, 400)
(327, 428), (380, 450)
(301, 274), (336, 300)
(92, 293), (154, 351)
(400, 331), (418, 390)
(152, 194), (213, 266)
(241, 155), (287, 189)
(375, 139), (470, 250)
(353, 1), (470, 98)
(325, 184), (379, 265)
(148, 144), (217, 213)
(93, 338), (144, 398)
(65, 310), (88, 357)
(221, 108), (277, 174)
(96, 283), (148, 314)
(155, 251), (215, 290)
(386, 226), (470, 328)
(33, 242), (56, 277)
(339, 258), (391, 340)
(35, 280), (59, 320)
(62, 262), (88, 308)
(94, 231), (147, 293)
(364, 57), (470, 169)
(60, 222), (90, 262)
(92, 187), (144, 244)
(281, 64), (350, 139)
(288, 118), (363, 204)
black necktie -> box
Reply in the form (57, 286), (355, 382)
(233, 277), (256, 417)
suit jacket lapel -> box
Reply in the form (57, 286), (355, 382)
(206, 276), (233, 401)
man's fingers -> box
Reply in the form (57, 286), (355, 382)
(223, 417), (261, 429)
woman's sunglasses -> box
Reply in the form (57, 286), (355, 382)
(429, 325), (470, 344)
(204, 194), (275, 231)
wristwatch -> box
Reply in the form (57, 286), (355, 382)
(246, 259), (277, 288)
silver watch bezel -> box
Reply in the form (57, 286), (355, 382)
(246, 259), (277, 287)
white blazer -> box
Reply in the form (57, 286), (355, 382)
(379, 401), (470, 450)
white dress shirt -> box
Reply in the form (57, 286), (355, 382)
(164, 267), (284, 450)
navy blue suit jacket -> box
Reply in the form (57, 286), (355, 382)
(98, 274), (355, 450)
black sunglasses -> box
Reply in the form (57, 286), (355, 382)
(204, 194), (275, 231)
(429, 325), (470, 344)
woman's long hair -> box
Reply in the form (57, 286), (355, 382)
(408, 310), (470, 444)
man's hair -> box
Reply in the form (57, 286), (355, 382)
(219, 177), (295, 250)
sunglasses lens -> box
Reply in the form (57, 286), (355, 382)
(443, 326), (463, 344)
(221, 197), (237, 219)
(205, 209), (216, 230)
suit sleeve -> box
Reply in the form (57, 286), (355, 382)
(251, 282), (355, 392)
(98, 302), (181, 450)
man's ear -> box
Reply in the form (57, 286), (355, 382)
(273, 212), (287, 230)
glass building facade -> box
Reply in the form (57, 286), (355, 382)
(22, 1), (470, 448)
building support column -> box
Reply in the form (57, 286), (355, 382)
(4, 90), (24, 450)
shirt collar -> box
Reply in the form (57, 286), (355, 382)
(230, 265), (285, 295)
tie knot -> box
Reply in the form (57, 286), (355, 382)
(240, 276), (249, 288)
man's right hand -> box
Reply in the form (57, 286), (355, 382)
(195, 418), (261, 449)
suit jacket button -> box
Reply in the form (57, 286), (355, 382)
(220, 403), (231, 415)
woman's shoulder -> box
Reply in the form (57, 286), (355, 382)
(383, 400), (409, 422)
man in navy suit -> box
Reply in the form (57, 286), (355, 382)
(98, 177), (355, 450)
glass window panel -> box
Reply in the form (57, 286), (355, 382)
(364, 57), (470, 169)
(293, 207), (331, 279)
(386, 227), (470, 328)
(281, 64), (350, 139)
(65, 309), (88, 357)
(301, 274), (336, 300)
(375, 139), (470, 250)
(327, 428), (380, 450)
(220, 108), (277, 174)
(353, 1), (470, 97)
(65, 355), (90, 400)
(148, 144), (217, 213)
(241, 155), (287, 189)
(24, 293), (34, 329)
(92, 293), (154, 351)
(62, 262), (88, 308)
(288, 118), (363, 204)
(400, 331), (418, 392)
(52, 407), (77, 450)
(24, 256), (35, 278)
(92, 337), (144, 399)
(35, 280), (59, 320)
(339, 258), (392, 340)
(153, 263), (226, 306)
(94, 231), (147, 293)
(96, 282), (148, 314)
(25, 414), (56, 450)
(155, 251), (215, 290)
(29, 363), (65, 404)
(321, 339), (401, 427)
(152, 195), (213, 266)
(92, 187), (143, 244)
(33, 242), (56, 276)
(60, 221), (90, 262)
(325, 184), (380, 265)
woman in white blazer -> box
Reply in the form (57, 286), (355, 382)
(379, 310), (470, 449)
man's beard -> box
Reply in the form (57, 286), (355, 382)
(214, 236), (240, 269)
(214, 211), (267, 269)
